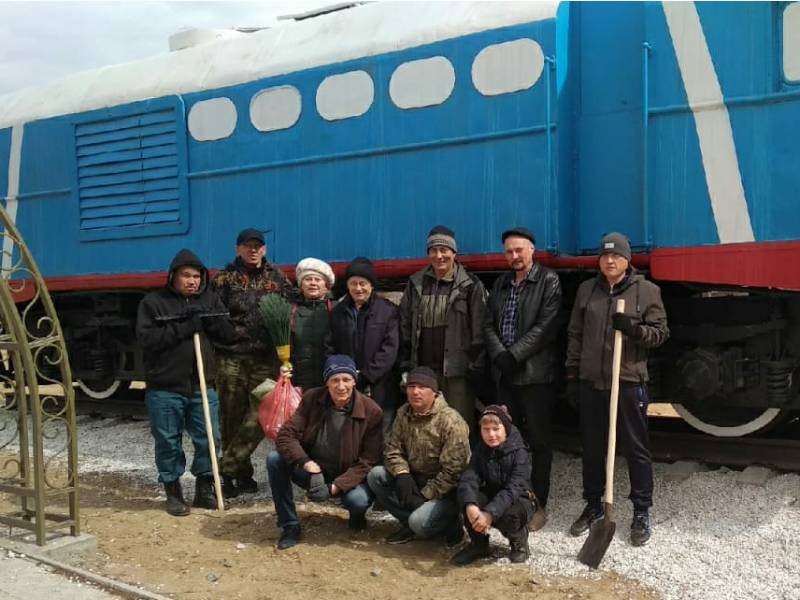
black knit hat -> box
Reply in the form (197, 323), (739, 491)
(480, 404), (513, 435)
(406, 366), (439, 392)
(599, 232), (632, 261)
(345, 257), (377, 286)
(427, 225), (457, 253)
(501, 227), (536, 245)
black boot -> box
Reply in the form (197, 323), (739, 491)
(222, 475), (239, 499)
(450, 534), (490, 566)
(507, 526), (530, 563)
(192, 475), (222, 510)
(163, 481), (190, 517)
(236, 475), (258, 494)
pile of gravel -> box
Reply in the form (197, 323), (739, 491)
(13, 413), (800, 600)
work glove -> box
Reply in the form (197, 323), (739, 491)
(406, 491), (427, 511)
(394, 473), (419, 507)
(307, 473), (330, 502)
(612, 313), (642, 339)
(494, 351), (518, 377)
(566, 378), (580, 411)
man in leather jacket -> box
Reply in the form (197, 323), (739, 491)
(483, 227), (562, 530)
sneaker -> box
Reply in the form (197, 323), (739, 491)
(348, 513), (367, 531)
(449, 541), (490, 566)
(630, 510), (652, 547)
(569, 503), (604, 537)
(385, 525), (415, 545)
(222, 475), (239, 499)
(236, 476), (258, 494)
(277, 525), (301, 550)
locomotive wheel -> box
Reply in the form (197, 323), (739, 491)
(673, 404), (790, 437)
(76, 378), (122, 400)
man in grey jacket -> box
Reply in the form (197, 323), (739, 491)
(565, 232), (668, 547)
(399, 225), (486, 435)
(483, 227), (562, 530)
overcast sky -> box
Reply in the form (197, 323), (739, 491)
(0, 1), (338, 96)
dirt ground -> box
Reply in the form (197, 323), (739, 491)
(34, 473), (660, 600)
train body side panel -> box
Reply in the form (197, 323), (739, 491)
(0, 127), (10, 198)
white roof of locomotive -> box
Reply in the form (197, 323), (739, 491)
(0, 1), (558, 129)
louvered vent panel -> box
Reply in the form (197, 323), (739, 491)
(76, 108), (180, 231)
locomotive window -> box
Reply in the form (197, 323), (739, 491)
(389, 56), (455, 109)
(784, 2), (800, 82)
(250, 86), (302, 132)
(187, 97), (237, 141)
(315, 70), (374, 121)
(471, 38), (544, 96)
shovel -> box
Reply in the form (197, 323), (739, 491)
(193, 332), (225, 513)
(578, 298), (625, 569)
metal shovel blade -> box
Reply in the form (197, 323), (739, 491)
(577, 502), (616, 569)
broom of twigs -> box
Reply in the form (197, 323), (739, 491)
(258, 294), (292, 369)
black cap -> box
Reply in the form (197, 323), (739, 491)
(501, 227), (536, 245)
(407, 366), (439, 392)
(599, 232), (632, 261)
(236, 228), (265, 246)
(345, 257), (377, 286)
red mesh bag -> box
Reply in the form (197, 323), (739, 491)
(258, 375), (302, 441)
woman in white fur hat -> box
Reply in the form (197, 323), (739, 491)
(291, 258), (336, 391)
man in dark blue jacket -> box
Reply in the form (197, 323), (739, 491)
(136, 249), (234, 516)
(451, 405), (534, 565)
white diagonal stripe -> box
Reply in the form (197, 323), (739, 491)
(3, 123), (23, 276)
(662, 1), (755, 243)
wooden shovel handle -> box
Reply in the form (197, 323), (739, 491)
(605, 298), (625, 506)
(194, 333), (225, 513)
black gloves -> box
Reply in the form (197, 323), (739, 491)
(406, 491), (426, 510)
(307, 473), (330, 502)
(612, 313), (641, 339)
(494, 351), (518, 377)
(394, 473), (419, 507)
(566, 378), (580, 411)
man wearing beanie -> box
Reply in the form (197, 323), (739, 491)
(213, 228), (293, 498)
(484, 226), (562, 530)
(268, 354), (384, 549)
(291, 258), (335, 391)
(452, 405), (534, 565)
(566, 231), (668, 547)
(399, 225), (487, 435)
(368, 366), (471, 546)
(326, 256), (400, 426)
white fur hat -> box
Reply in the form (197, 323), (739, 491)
(295, 257), (335, 288)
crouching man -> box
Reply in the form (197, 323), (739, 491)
(451, 405), (533, 566)
(136, 249), (234, 516)
(268, 355), (384, 550)
(367, 367), (471, 546)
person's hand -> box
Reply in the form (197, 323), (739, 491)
(466, 504), (482, 527)
(494, 351), (517, 376)
(303, 460), (322, 474)
(330, 483), (340, 497)
(394, 473), (418, 506)
(472, 510), (493, 534)
(566, 378), (580, 411)
(307, 473), (330, 502)
(612, 313), (641, 338)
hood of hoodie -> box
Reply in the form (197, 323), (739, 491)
(167, 249), (208, 293)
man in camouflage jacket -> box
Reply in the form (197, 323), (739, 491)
(368, 366), (471, 546)
(212, 228), (293, 497)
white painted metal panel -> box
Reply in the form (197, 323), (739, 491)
(471, 38), (544, 96)
(784, 3), (800, 81)
(250, 86), (302, 132)
(187, 97), (237, 141)
(389, 56), (455, 109)
(316, 71), (374, 121)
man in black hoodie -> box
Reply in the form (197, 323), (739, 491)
(136, 249), (234, 516)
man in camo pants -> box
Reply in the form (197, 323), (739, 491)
(213, 228), (293, 498)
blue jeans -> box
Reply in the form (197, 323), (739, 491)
(145, 388), (220, 483)
(367, 466), (459, 538)
(266, 451), (374, 529)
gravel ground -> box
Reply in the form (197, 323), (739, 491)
(13, 414), (800, 600)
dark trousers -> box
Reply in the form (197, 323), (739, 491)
(464, 491), (533, 545)
(497, 381), (554, 507)
(579, 382), (653, 510)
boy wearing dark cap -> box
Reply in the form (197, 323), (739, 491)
(451, 405), (534, 565)
(399, 225), (487, 435)
(268, 354), (384, 549)
(212, 227), (293, 498)
(566, 232), (669, 547)
(483, 227), (562, 530)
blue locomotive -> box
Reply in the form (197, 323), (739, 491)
(1, 1), (798, 436)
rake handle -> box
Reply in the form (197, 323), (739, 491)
(605, 298), (625, 507)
